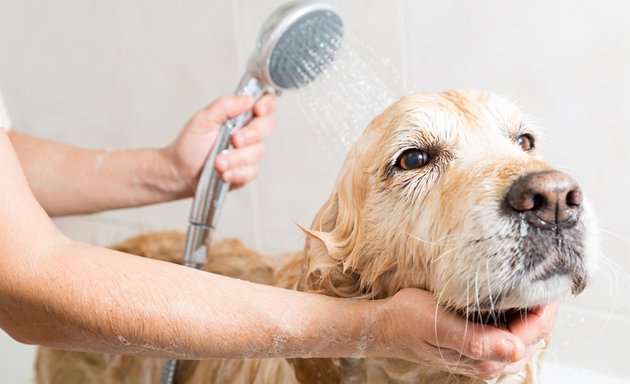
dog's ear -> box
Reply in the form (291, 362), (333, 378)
(297, 113), (400, 298)
(298, 149), (370, 298)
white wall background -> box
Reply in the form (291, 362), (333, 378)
(1, 0), (629, 382)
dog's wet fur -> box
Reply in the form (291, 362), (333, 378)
(36, 90), (598, 384)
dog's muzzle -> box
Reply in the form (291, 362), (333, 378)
(503, 169), (588, 294)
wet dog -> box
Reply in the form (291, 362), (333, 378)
(35, 90), (598, 383)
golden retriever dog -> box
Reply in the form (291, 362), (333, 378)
(35, 90), (599, 384)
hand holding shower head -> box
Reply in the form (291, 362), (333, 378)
(184, 0), (344, 270)
(162, 3), (343, 383)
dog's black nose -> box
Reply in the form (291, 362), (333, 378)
(506, 170), (582, 229)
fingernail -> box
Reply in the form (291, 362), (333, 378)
(527, 338), (546, 352)
(533, 305), (548, 317)
(223, 170), (233, 182)
(216, 157), (228, 170)
(232, 134), (244, 147)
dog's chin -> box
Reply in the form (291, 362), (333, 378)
(506, 274), (573, 307)
(459, 275), (573, 327)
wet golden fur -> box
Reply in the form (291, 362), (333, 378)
(35, 90), (598, 384)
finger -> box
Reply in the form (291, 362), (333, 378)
(434, 356), (506, 381)
(215, 144), (266, 173)
(415, 347), (495, 378)
(427, 308), (525, 363)
(497, 338), (545, 377)
(195, 95), (256, 128)
(231, 114), (277, 148)
(253, 94), (277, 117)
(508, 301), (559, 347)
(469, 359), (507, 381)
(222, 165), (259, 185)
(442, 352), (529, 380)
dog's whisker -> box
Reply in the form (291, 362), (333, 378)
(485, 260), (499, 326)
(588, 253), (628, 323)
(597, 228), (630, 284)
(474, 265), (481, 318)
(599, 227), (630, 246)
(597, 254), (624, 296)
(434, 273), (463, 376)
(407, 232), (481, 247)
(456, 278), (471, 368)
(431, 246), (465, 265)
(407, 233), (446, 247)
(575, 233), (623, 300)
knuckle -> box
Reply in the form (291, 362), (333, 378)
(217, 151), (231, 166)
(217, 95), (234, 105)
(249, 128), (261, 143)
(233, 156), (247, 169)
(230, 169), (243, 183)
(466, 337), (486, 360)
(215, 95), (242, 112)
(190, 113), (205, 127)
(205, 96), (228, 113)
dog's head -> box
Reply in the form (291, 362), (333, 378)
(301, 89), (598, 321)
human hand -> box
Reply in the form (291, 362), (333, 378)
(507, 300), (558, 358)
(369, 288), (555, 380)
(164, 94), (277, 195)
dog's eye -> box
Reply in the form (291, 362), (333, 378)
(396, 149), (430, 170)
(517, 134), (535, 151)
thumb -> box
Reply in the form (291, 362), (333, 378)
(431, 308), (526, 363)
(198, 95), (255, 126)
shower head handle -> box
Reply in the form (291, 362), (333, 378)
(186, 75), (264, 236)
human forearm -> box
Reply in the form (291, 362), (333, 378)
(0, 232), (376, 359)
(9, 131), (186, 216)
(8, 95), (276, 216)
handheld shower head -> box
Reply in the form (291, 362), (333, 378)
(184, 0), (344, 270)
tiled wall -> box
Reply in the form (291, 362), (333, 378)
(0, 1), (629, 382)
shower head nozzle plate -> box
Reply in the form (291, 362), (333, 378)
(254, 1), (344, 91)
